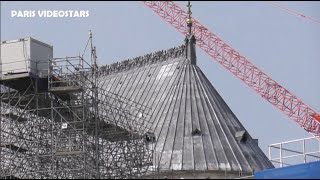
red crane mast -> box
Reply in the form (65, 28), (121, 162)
(142, 1), (320, 139)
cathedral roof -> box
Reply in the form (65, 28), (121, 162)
(98, 44), (274, 173)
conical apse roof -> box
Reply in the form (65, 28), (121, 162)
(97, 44), (274, 177)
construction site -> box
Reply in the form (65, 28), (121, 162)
(1, 1), (320, 179)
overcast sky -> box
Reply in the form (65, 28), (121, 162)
(1, 1), (320, 158)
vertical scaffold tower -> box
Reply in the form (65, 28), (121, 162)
(1, 35), (154, 179)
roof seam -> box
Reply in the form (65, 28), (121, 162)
(139, 67), (160, 128)
(127, 67), (155, 131)
(199, 70), (251, 172)
(183, 64), (194, 170)
(144, 65), (171, 131)
(130, 67), (152, 108)
(199, 68), (250, 172)
(170, 65), (187, 170)
(192, 67), (208, 170)
(196, 69), (219, 170)
(152, 60), (184, 130)
(153, 61), (186, 168)
(193, 65), (243, 172)
(190, 66), (207, 170)
(159, 71), (184, 170)
(198, 69), (270, 171)
(182, 65), (191, 170)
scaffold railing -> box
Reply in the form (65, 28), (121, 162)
(269, 137), (320, 168)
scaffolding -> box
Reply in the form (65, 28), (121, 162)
(269, 137), (320, 168)
(0, 55), (154, 179)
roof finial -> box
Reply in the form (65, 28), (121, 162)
(186, 1), (193, 35)
(185, 1), (196, 65)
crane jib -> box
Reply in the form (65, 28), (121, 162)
(141, 1), (320, 139)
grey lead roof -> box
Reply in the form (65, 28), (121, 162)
(97, 44), (274, 174)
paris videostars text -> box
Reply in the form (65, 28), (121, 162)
(11, 10), (90, 18)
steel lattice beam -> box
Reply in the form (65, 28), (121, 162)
(141, 1), (320, 139)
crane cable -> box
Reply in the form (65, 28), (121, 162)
(265, 1), (320, 25)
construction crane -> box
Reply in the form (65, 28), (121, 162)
(141, 1), (320, 139)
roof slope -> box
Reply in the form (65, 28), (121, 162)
(97, 45), (274, 173)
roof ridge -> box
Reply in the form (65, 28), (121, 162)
(98, 44), (186, 76)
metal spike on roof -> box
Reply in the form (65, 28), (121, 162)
(186, 1), (193, 35)
(185, 1), (197, 65)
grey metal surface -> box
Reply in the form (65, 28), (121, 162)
(0, 37), (52, 77)
(97, 45), (274, 174)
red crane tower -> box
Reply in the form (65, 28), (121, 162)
(141, 1), (320, 139)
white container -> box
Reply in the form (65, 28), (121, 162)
(0, 37), (53, 78)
